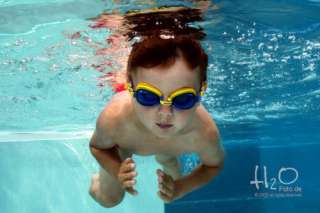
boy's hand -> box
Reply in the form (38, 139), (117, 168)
(118, 158), (138, 196)
(157, 169), (179, 203)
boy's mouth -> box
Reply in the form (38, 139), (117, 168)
(156, 123), (173, 129)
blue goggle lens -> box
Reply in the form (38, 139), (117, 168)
(172, 93), (199, 110)
(135, 90), (160, 106)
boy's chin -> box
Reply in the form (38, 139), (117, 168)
(151, 127), (177, 138)
(153, 133), (174, 139)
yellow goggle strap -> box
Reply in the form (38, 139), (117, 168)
(200, 81), (207, 96)
(135, 82), (163, 97)
(125, 82), (134, 96)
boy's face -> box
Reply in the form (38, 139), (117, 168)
(130, 57), (202, 139)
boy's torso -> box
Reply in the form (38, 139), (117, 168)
(102, 91), (218, 160)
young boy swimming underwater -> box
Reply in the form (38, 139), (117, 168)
(88, 34), (225, 208)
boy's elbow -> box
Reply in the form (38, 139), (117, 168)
(216, 159), (225, 172)
(204, 163), (223, 172)
(204, 159), (224, 173)
(218, 158), (224, 170)
(88, 133), (104, 156)
(89, 143), (99, 156)
(89, 140), (117, 156)
(89, 136), (98, 153)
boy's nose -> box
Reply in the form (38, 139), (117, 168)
(158, 104), (173, 116)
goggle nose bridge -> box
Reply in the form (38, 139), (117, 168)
(160, 99), (172, 105)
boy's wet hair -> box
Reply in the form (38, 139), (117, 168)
(124, 6), (206, 41)
(127, 35), (208, 84)
(124, 5), (208, 84)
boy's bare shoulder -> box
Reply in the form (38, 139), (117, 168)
(90, 91), (131, 149)
(97, 91), (132, 137)
(195, 104), (220, 141)
(193, 104), (224, 167)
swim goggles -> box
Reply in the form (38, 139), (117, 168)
(126, 81), (207, 110)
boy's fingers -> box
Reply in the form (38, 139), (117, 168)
(159, 183), (173, 196)
(126, 187), (138, 196)
(121, 158), (134, 166)
(120, 162), (135, 173)
(125, 157), (134, 163)
(159, 180), (174, 192)
(157, 170), (171, 183)
(119, 171), (137, 182)
(157, 191), (170, 203)
(123, 179), (136, 188)
(157, 169), (169, 179)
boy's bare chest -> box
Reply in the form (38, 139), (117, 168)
(114, 130), (197, 157)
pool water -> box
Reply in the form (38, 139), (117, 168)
(0, 0), (319, 213)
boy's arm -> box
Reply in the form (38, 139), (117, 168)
(174, 131), (225, 200)
(89, 113), (122, 180)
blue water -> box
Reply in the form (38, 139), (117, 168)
(0, 0), (320, 213)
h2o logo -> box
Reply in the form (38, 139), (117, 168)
(250, 165), (299, 190)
